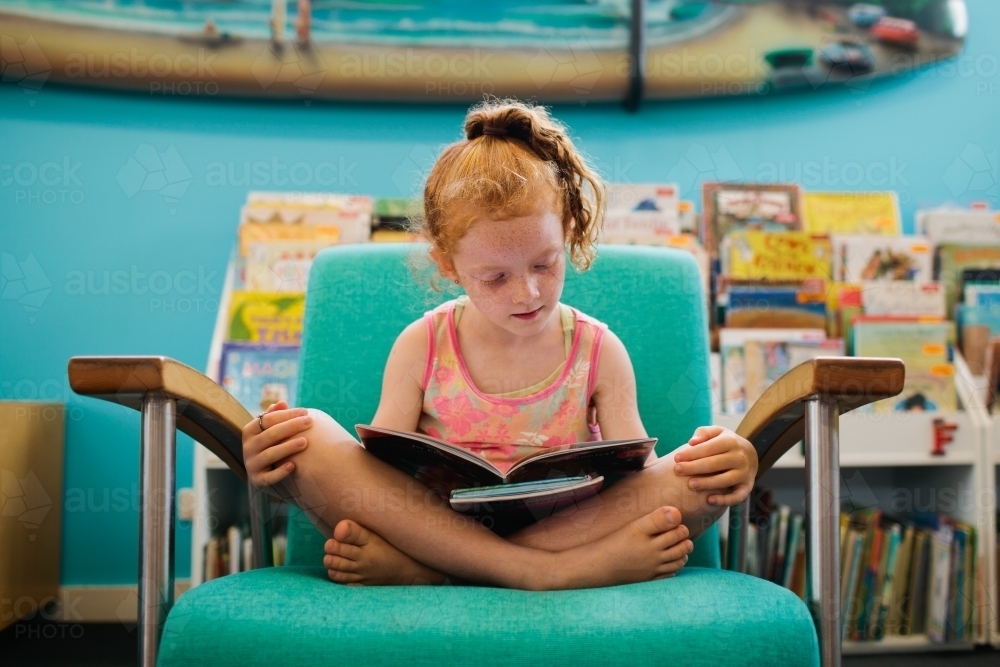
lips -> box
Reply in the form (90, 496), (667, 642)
(513, 306), (542, 319)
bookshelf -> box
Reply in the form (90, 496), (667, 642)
(713, 349), (996, 652)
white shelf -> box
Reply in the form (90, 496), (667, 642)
(713, 409), (979, 468)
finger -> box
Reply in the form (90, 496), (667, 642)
(673, 433), (734, 462)
(687, 468), (745, 492)
(251, 460), (295, 488)
(266, 400), (288, 412)
(687, 425), (724, 445)
(674, 451), (742, 476)
(243, 407), (308, 437)
(253, 437), (308, 468)
(709, 482), (753, 507)
(246, 414), (313, 456)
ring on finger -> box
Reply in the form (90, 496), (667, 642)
(258, 413), (266, 433)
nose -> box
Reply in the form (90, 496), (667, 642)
(512, 274), (540, 306)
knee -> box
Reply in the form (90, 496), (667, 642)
(291, 409), (360, 467)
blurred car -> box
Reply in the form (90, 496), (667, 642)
(847, 3), (887, 28)
(819, 41), (875, 76)
(870, 16), (920, 47)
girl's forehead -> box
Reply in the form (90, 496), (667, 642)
(455, 210), (564, 266)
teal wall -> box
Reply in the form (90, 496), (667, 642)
(2, 0), (998, 585)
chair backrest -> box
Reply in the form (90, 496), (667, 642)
(286, 243), (719, 569)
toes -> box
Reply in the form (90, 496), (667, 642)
(641, 506), (682, 535)
(324, 539), (363, 560)
(327, 568), (363, 585)
(333, 519), (370, 546)
(323, 554), (359, 573)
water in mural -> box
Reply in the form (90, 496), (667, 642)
(0, 1), (968, 102)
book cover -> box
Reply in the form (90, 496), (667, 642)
(725, 285), (827, 329)
(241, 191), (372, 247)
(861, 281), (945, 318)
(227, 291), (305, 345)
(718, 328), (827, 414)
(927, 519), (955, 642)
(832, 235), (932, 283)
(244, 239), (335, 292)
(354, 424), (656, 534)
(602, 183), (682, 243)
(701, 182), (802, 253)
(722, 230), (832, 283)
(934, 244), (1000, 319)
(219, 342), (300, 414)
(803, 191), (901, 236)
(885, 525), (915, 636)
(871, 523), (902, 640)
(782, 512), (803, 590)
(852, 320), (956, 412)
(917, 208), (1000, 246)
(909, 530), (932, 636)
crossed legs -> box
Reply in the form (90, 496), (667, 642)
(270, 409), (726, 589)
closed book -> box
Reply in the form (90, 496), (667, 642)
(871, 523), (902, 640)
(885, 525), (915, 636)
(783, 513), (803, 589)
(927, 519), (955, 642)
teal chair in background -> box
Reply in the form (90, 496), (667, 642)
(69, 244), (903, 667)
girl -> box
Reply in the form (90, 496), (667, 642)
(242, 99), (758, 590)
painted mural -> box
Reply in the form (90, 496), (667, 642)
(0, 1), (968, 102)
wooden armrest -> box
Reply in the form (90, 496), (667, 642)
(736, 356), (905, 477)
(68, 356), (251, 481)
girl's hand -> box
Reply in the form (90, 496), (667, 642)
(672, 425), (757, 507)
(242, 400), (313, 489)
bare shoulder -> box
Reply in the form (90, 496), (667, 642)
(386, 317), (429, 387)
(594, 328), (635, 391)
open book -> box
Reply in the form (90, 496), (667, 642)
(355, 425), (657, 534)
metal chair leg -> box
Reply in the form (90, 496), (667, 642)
(804, 398), (841, 667)
(139, 392), (176, 667)
(726, 495), (750, 573)
(247, 480), (274, 569)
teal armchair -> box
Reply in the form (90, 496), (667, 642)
(68, 244), (903, 667)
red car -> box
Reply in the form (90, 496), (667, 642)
(869, 16), (920, 47)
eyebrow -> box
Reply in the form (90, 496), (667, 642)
(470, 246), (562, 272)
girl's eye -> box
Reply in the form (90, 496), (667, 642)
(481, 274), (505, 286)
(535, 261), (555, 271)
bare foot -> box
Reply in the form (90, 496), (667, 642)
(323, 519), (451, 586)
(543, 506), (693, 590)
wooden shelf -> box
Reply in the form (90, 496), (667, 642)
(843, 635), (975, 655)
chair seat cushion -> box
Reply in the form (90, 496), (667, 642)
(159, 566), (818, 667)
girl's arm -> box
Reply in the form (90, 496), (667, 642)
(369, 319), (428, 433)
(590, 330), (653, 460)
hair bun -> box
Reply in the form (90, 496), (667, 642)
(464, 104), (534, 144)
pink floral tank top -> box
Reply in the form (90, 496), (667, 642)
(418, 297), (608, 474)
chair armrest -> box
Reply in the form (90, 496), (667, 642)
(735, 356), (905, 477)
(68, 356), (251, 481)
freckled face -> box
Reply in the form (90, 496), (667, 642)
(448, 206), (567, 338)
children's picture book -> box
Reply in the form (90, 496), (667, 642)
(721, 230), (832, 283)
(355, 424), (657, 534)
(219, 342), (300, 413)
(832, 235), (932, 283)
(860, 281), (945, 318)
(802, 192), (901, 236)
(244, 239), (335, 292)
(602, 183), (682, 243)
(227, 291), (305, 345)
(933, 244), (1000, 319)
(852, 320), (956, 412)
(917, 208), (1000, 246)
(725, 284), (827, 330)
(241, 191), (372, 246)
(701, 182), (801, 253)
(719, 328), (827, 414)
